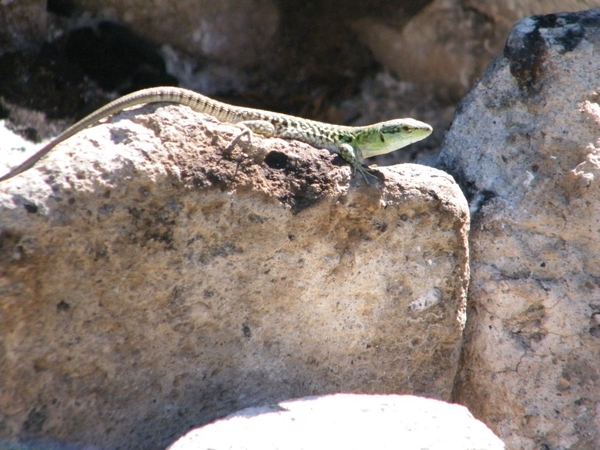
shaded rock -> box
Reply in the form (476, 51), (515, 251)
(0, 0), (46, 52)
(70, 0), (279, 68)
(0, 104), (469, 449)
(168, 394), (505, 450)
(436, 8), (600, 450)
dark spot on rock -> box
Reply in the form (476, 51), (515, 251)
(23, 203), (38, 213)
(504, 23), (547, 94)
(504, 10), (590, 94)
(20, 405), (48, 436)
(248, 213), (265, 224)
(374, 221), (387, 232)
(242, 323), (251, 338)
(264, 151), (289, 169)
(57, 300), (70, 312)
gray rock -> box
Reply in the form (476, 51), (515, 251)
(437, 8), (600, 450)
(167, 394), (505, 450)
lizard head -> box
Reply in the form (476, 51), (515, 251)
(356, 118), (432, 159)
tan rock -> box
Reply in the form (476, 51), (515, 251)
(0, 104), (469, 449)
(436, 9), (600, 450)
(168, 394), (505, 450)
(353, 0), (600, 101)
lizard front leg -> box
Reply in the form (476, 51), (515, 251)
(337, 143), (380, 184)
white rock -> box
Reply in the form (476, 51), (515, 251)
(168, 394), (505, 450)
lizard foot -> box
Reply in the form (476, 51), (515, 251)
(354, 163), (382, 185)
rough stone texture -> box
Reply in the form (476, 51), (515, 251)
(0, 105), (469, 449)
(0, 0), (46, 51)
(436, 9), (600, 450)
(70, 0), (279, 68)
(353, 0), (600, 101)
(167, 394), (505, 450)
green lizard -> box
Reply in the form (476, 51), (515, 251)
(0, 86), (432, 183)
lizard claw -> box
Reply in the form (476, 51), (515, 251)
(354, 163), (381, 185)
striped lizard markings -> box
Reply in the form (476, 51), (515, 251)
(0, 87), (432, 183)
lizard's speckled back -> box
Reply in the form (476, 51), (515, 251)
(0, 86), (432, 182)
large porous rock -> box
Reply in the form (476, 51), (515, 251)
(167, 394), (505, 450)
(0, 105), (469, 449)
(436, 9), (600, 450)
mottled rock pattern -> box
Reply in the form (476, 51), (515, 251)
(0, 105), (469, 449)
(437, 9), (600, 450)
(168, 394), (505, 450)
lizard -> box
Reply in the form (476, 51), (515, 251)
(0, 86), (432, 183)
